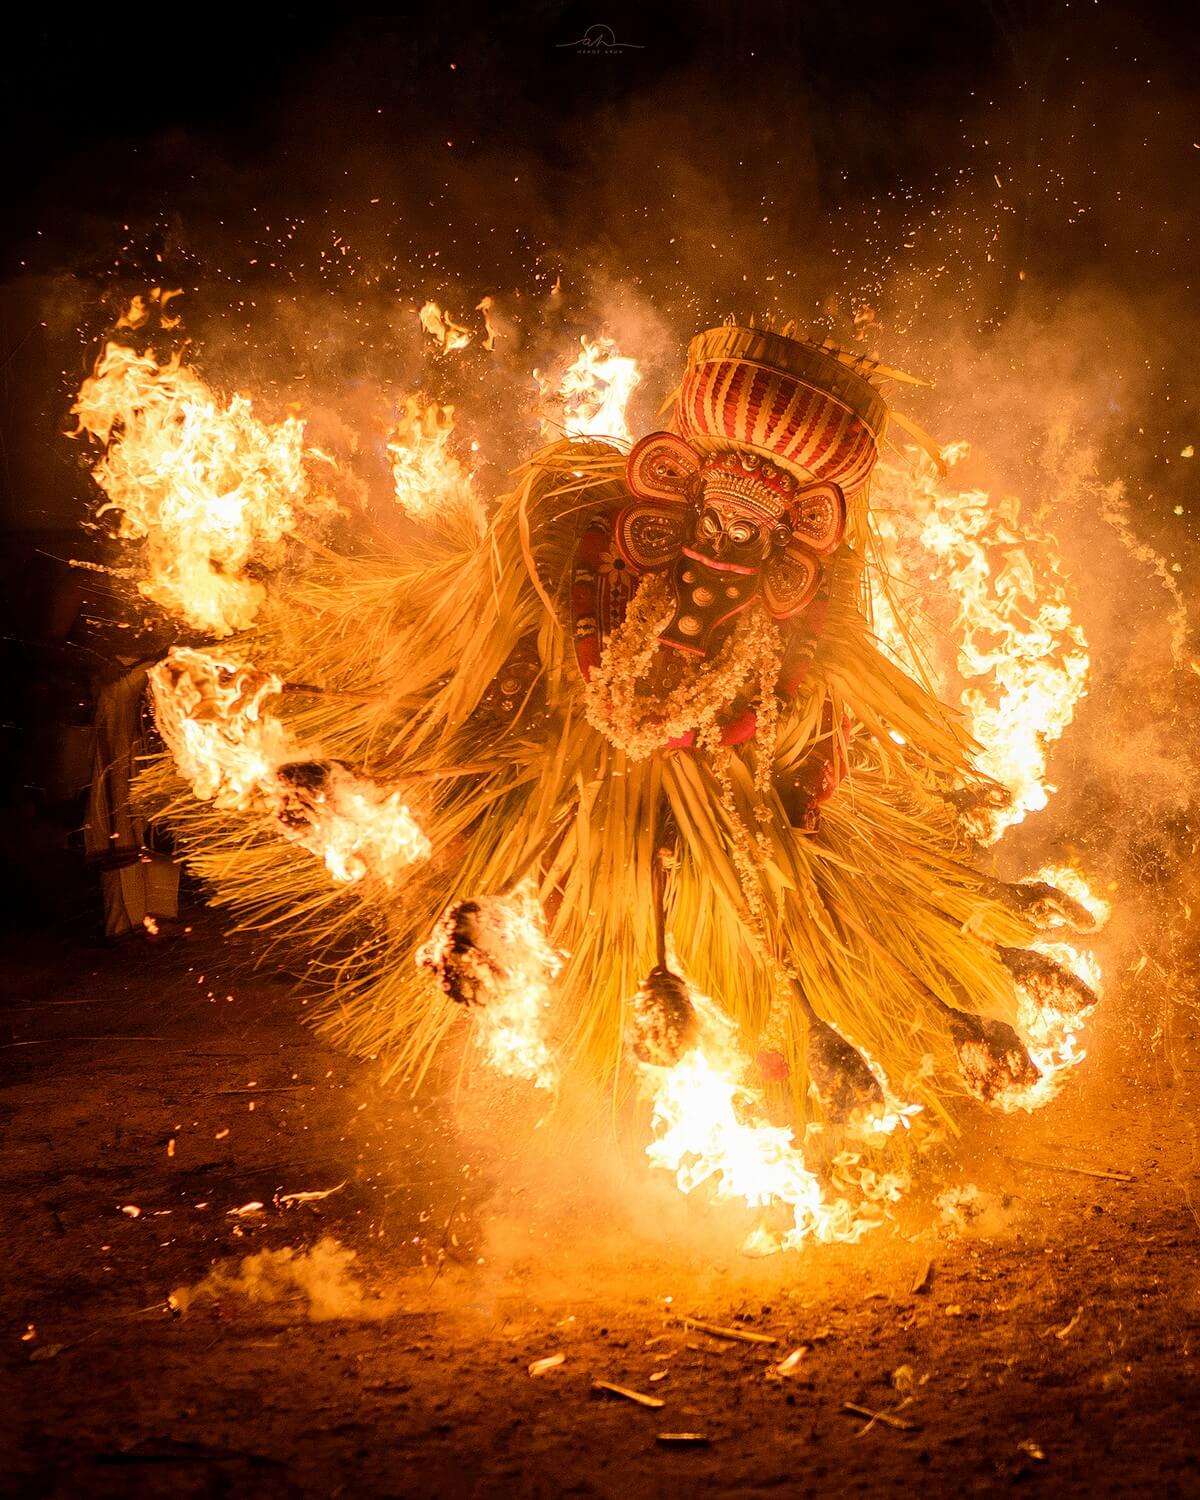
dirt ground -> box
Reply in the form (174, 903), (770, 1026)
(3, 910), (1199, 1499)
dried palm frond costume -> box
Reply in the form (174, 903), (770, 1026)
(145, 325), (1094, 1127)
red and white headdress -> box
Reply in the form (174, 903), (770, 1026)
(616, 325), (887, 620)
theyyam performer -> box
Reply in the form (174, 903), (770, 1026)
(138, 322), (1099, 1136)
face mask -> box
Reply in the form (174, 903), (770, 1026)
(616, 433), (848, 660)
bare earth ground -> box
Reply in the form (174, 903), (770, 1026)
(2, 915), (1199, 1499)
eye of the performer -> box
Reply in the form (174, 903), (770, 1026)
(729, 519), (759, 546)
(699, 508), (722, 538)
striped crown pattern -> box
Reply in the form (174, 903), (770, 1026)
(675, 327), (886, 498)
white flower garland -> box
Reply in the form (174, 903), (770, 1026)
(583, 574), (782, 761)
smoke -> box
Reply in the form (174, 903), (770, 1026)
(170, 1236), (395, 1322)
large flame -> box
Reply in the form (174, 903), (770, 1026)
(149, 648), (291, 808)
(275, 763), (433, 888)
(871, 442), (1090, 841)
(73, 343), (333, 637)
(871, 446), (1109, 1113)
(387, 396), (483, 533)
(639, 984), (908, 1253)
(149, 648), (429, 888)
(536, 335), (641, 444)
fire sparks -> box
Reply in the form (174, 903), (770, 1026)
(872, 443), (1090, 840)
(537, 335), (641, 444)
(386, 396), (483, 532)
(149, 648), (428, 888)
(418, 883), (561, 1090)
(639, 985), (907, 1253)
(73, 343), (334, 637)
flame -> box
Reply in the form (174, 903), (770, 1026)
(639, 985), (907, 1252)
(871, 443), (1090, 841)
(477, 295), (500, 352)
(386, 396), (483, 532)
(993, 864), (1109, 1112)
(418, 300), (473, 352)
(115, 286), (183, 331)
(149, 648), (428, 888)
(536, 335), (641, 444)
(418, 882), (561, 1089)
(1032, 863), (1113, 928)
(149, 648), (291, 808)
(843, 1046), (924, 1140)
(276, 763), (432, 887)
(73, 342), (332, 636)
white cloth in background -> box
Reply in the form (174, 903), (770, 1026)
(85, 662), (180, 938)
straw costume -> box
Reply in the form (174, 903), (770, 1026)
(143, 325), (1095, 1127)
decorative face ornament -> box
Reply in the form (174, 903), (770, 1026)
(616, 431), (847, 658)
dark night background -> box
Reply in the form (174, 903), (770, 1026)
(1, 0), (1196, 926)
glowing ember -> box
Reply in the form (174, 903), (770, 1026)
(386, 396), (483, 532)
(149, 648), (428, 888)
(871, 443), (1090, 841)
(537, 334), (641, 444)
(418, 300), (473, 352)
(639, 985), (907, 1252)
(73, 342), (333, 636)
(418, 882), (561, 1090)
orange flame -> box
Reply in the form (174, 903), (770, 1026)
(639, 985), (908, 1252)
(994, 864), (1109, 1112)
(871, 443), (1090, 841)
(386, 396), (483, 532)
(73, 343), (333, 636)
(149, 649), (429, 888)
(417, 881), (562, 1089)
(418, 300), (473, 352)
(536, 335), (641, 444)
(149, 649), (291, 808)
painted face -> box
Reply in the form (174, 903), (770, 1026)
(619, 431), (850, 662)
(694, 500), (767, 565)
(657, 499), (784, 657)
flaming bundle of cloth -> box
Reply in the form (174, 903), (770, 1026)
(75, 318), (1106, 1249)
